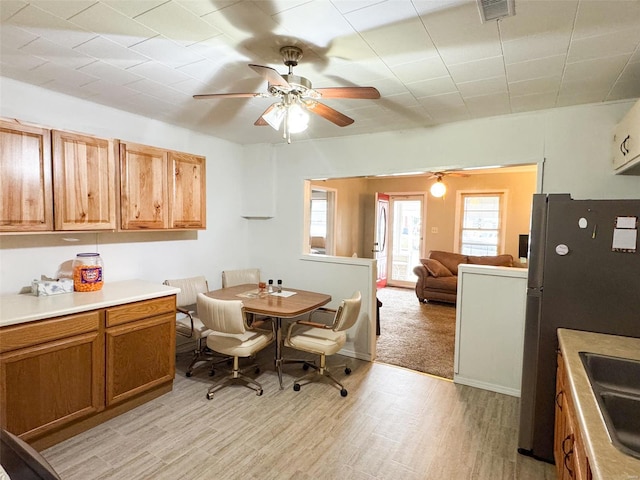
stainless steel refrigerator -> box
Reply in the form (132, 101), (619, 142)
(518, 193), (640, 463)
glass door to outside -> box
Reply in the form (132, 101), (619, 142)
(388, 195), (423, 287)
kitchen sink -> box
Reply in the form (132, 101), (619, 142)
(580, 352), (640, 396)
(579, 352), (640, 459)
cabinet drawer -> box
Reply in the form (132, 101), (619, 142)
(106, 296), (175, 327)
(0, 311), (101, 353)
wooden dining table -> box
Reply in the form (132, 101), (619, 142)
(205, 284), (331, 389)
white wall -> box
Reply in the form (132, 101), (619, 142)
(0, 78), (249, 295)
(2, 76), (639, 363)
(241, 101), (640, 361)
(243, 100), (640, 281)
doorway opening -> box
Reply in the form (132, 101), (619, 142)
(387, 195), (424, 288)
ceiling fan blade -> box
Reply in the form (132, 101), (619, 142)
(306, 102), (354, 127)
(313, 86), (380, 99)
(249, 64), (291, 89)
(254, 104), (276, 126)
(193, 92), (263, 99)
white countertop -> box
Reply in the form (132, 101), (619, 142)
(558, 329), (640, 480)
(0, 280), (180, 327)
(457, 263), (528, 278)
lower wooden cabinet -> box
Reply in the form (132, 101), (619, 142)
(0, 330), (104, 442)
(106, 305), (175, 405)
(0, 295), (175, 448)
(554, 352), (593, 480)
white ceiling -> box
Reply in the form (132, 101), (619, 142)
(1, 0), (639, 145)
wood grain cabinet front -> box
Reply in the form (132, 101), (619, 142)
(554, 352), (593, 480)
(120, 142), (206, 230)
(105, 297), (176, 406)
(0, 312), (104, 443)
(169, 151), (206, 229)
(52, 130), (118, 230)
(0, 119), (53, 232)
(120, 142), (170, 230)
(0, 295), (176, 449)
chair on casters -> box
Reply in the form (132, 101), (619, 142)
(163, 276), (228, 377)
(197, 293), (274, 399)
(222, 268), (269, 326)
(222, 268), (260, 288)
(284, 291), (362, 397)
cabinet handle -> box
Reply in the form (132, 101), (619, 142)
(563, 450), (574, 478)
(556, 390), (564, 410)
(620, 135), (630, 156)
(562, 433), (574, 455)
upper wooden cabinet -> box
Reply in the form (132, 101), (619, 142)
(169, 151), (206, 229)
(52, 130), (118, 230)
(1, 118), (205, 233)
(120, 142), (169, 230)
(120, 142), (206, 230)
(0, 120), (53, 232)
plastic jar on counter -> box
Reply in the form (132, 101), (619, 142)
(72, 253), (104, 292)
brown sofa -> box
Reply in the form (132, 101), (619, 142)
(413, 250), (517, 304)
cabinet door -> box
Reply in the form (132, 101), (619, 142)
(169, 151), (206, 229)
(120, 142), (169, 229)
(106, 313), (175, 406)
(553, 355), (567, 478)
(0, 332), (104, 442)
(53, 130), (117, 230)
(612, 100), (640, 172)
(0, 120), (53, 231)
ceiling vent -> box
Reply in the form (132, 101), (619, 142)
(476, 0), (515, 23)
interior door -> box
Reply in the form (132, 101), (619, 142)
(374, 193), (389, 288)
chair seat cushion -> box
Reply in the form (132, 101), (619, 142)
(285, 325), (346, 356)
(206, 329), (273, 358)
(176, 314), (211, 339)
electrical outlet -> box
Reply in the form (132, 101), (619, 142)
(431, 227), (438, 233)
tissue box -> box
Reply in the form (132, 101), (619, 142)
(31, 278), (74, 296)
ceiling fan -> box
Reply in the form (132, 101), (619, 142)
(193, 46), (381, 143)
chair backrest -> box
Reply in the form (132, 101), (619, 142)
(163, 276), (208, 308)
(222, 268), (260, 288)
(333, 291), (362, 332)
(196, 293), (247, 335)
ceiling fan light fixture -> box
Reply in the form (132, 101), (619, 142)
(430, 178), (447, 198)
(286, 103), (310, 133)
(262, 104), (285, 130)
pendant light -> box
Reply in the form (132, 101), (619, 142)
(430, 176), (447, 197)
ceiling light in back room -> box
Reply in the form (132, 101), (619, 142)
(430, 177), (447, 198)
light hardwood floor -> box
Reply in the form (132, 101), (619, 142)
(43, 347), (555, 479)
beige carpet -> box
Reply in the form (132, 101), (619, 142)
(375, 286), (456, 379)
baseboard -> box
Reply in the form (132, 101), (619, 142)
(453, 375), (521, 397)
(338, 347), (372, 362)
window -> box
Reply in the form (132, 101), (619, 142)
(458, 193), (505, 256)
(310, 192), (327, 237)
(306, 187), (336, 255)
